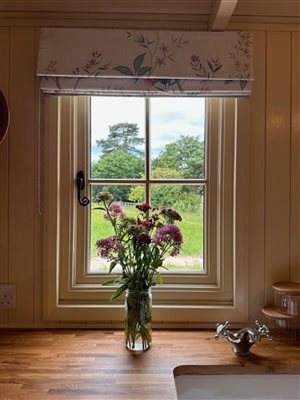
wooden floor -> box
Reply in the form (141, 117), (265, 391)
(0, 329), (299, 400)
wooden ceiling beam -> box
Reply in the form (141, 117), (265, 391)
(209, 0), (238, 31)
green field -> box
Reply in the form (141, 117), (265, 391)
(90, 205), (203, 266)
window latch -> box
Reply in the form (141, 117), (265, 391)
(76, 170), (90, 207)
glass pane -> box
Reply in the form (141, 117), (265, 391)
(90, 97), (145, 179)
(150, 184), (204, 272)
(150, 98), (205, 179)
(89, 184), (145, 273)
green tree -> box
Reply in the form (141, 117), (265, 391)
(152, 135), (204, 179)
(96, 122), (144, 157)
(91, 150), (144, 201)
(129, 167), (183, 208)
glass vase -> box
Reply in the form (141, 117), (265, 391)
(124, 288), (152, 351)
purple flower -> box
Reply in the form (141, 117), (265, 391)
(136, 203), (152, 212)
(95, 236), (123, 260)
(153, 224), (183, 256)
(136, 232), (151, 244)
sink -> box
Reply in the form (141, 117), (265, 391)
(174, 365), (300, 400)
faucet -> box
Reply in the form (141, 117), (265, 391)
(215, 320), (272, 356)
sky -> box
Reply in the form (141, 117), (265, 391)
(90, 97), (205, 162)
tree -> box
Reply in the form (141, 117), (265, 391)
(129, 167), (183, 208)
(91, 150), (144, 201)
(152, 135), (204, 179)
(96, 122), (144, 157)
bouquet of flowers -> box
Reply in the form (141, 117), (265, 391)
(95, 191), (183, 299)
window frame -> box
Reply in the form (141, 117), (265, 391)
(42, 95), (249, 324)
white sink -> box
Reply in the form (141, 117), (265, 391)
(174, 366), (300, 400)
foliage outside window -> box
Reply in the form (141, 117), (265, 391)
(89, 97), (205, 274)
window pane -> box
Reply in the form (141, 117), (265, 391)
(89, 184), (144, 273)
(150, 184), (204, 272)
(150, 98), (205, 179)
(90, 97), (145, 179)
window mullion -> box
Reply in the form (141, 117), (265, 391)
(145, 97), (150, 203)
(88, 178), (207, 184)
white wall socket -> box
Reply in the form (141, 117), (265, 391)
(0, 284), (16, 309)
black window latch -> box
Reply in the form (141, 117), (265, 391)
(76, 170), (90, 207)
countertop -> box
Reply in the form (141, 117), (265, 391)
(0, 329), (299, 399)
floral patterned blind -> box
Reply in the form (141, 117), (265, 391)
(37, 28), (253, 97)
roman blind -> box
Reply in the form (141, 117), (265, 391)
(37, 28), (253, 97)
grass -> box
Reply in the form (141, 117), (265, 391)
(90, 205), (203, 259)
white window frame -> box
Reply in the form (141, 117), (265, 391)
(42, 95), (249, 325)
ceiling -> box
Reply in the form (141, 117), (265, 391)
(0, 0), (299, 29)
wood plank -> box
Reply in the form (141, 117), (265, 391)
(0, 0), (212, 14)
(262, 305), (296, 320)
(0, 12), (208, 31)
(209, 0), (238, 31)
(248, 31), (266, 319)
(0, 27), (10, 324)
(234, 0), (300, 18)
(0, 330), (299, 400)
(265, 32), (291, 303)
(8, 27), (36, 323)
(273, 281), (300, 294)
(290, 31), (300, 283)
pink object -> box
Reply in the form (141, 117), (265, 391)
(0, 91), (10, 144)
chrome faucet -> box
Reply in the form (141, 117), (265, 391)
(215, 320), (272, 356)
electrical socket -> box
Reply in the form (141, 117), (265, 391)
(0, 284), (16, 309)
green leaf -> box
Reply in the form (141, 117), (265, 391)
(137, 66), (152, 77)
(102, 277), (121, 286)
(114, 66), (134, 76)
(156, 271), (163, 285)
(133, 52), (146, 72)
(240, 80), (248, 90)
(111, 284), (128, 300)
(214, 65), (222, 73)
(109, 261), (118, 273)
(207, 60), (213, 72)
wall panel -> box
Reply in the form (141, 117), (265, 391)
(265, 31), (291, 303)
(0, 15), (299, 326)
(8, 27), (36, 323)
(0, 27), (10, 323)
(248, 31), (266, 320)
(291, 32), (300, 283)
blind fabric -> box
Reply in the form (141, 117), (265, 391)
(37, 28), (253, 97)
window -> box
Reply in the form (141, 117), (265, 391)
(89, 97), (205, 275)
(42, 95), (249, 324)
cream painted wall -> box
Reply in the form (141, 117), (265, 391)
(0, 14), (299, 326)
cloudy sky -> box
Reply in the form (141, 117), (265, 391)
(91, 97), (205, 162)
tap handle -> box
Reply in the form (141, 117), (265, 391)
(255, 320), (272, 340)
(215, 321), (230, 339)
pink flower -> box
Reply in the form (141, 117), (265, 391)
(153, 224), (183, 256)
(108, 203), (125, 218)
(191, 54), (199, 63)
(95, 236), (123, 260)
(137, 219), (153, 230)
(136, 203), (152, 213)
(211, 57), (222, 68)
(89, 58), (97, 66)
